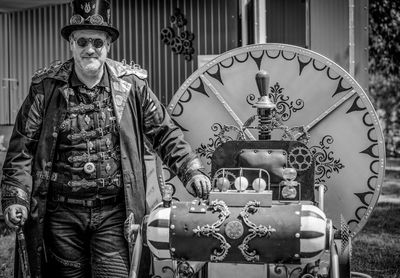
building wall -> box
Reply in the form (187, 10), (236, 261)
(0, 13), (10, 124)
(1, 4), (71, 125)
(112, 0), (238, 104)
(310, 0), (369, 92)
(266, 0), (306, 47)
(0, 0), (239, 124)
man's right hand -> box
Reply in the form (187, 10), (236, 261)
(4, 204), (28, 229)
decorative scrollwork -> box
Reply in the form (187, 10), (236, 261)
(238, 201), (276, 262)
(269, 82), (304, 122)
(177, 261), (195, 278)
(247, 82), (304, 122)
(196, 123), (241, 165)
(273, 265), (288, 276)
(310, 135), (345, 183)
(193, 200), (231, 262)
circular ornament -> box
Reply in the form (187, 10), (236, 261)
(225, 220), (244, 240)
(84, 162), (96, 174)
(90, 14), (104, 25)
(252, 178), (267, 192)
(288, 146), (313, 172)
(216, 177), (230, 192)
(70, 14), (84, 25)
(234, 177), (248, 191)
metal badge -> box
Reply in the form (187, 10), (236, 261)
(84, 115), (91, 126)
(105, 163), (111, 173)
(225, 220), (244, 240)
(84, 162), (96, 174)
(105, 138), (111, 148)
(87, 141), (94, 151)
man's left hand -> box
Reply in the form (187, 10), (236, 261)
(186, 174), (211, 200)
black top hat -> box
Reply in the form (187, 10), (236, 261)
(61, 0), (119, 42)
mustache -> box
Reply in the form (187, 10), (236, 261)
(81, 54), (99, 58)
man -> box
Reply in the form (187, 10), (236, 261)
(0, 0), (211, 277)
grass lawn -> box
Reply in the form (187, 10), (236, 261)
(352, 202), (400, 278)
(0, 233), (14, 278)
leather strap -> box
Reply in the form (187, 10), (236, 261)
(51, 172), (122, 189)
(51, 195), (123, 207)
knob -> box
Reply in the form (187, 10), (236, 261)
(254, 70), (276, 109)
(256, 70), (270, 97)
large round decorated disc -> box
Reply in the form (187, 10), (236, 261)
(157, 43), (385, 237)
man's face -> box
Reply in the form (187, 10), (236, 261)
(70, 29), (110, 75)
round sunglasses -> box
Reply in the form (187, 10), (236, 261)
(73, 37), (106, 48)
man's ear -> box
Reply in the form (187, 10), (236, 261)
(69, 39), (74, 51)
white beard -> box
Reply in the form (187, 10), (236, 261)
(81, 59), (102, 74)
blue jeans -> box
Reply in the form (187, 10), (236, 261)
(44, 201), (129, 278)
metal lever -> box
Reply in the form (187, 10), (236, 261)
(253, 70), (276, 140)
(254, 70), (275, 109)
(256, 70), (269, 97)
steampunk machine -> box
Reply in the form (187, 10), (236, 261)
(140, 44), (385, 278)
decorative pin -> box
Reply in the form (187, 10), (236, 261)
(85, 115), (91, 125)
(105, 163), (111, 173)
(87, 141), (94, 151)
(84, 162), (96, 174)
(100, 111), (106, 120)
(105, 138), (111, 148)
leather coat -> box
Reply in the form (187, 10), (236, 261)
(1, 58), (203, 278)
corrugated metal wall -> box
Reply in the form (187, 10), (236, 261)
(266, 0), (306, 47)
(0, 0), (239, 124)
(0, 13), (10, 124)
(3, 4), (71, 125)
(310, 0), (369, 91)
(111, 0), (238, 103)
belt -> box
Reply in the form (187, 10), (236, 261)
(51, 195), (123, 207)
(51, 173), (122, 190)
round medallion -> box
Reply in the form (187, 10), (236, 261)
(84, 162), (96, 174)
(70, 14), (84, 25)
(225, 220), (244, 240)
(90, 14), (104, 25)
(288, 146), (313, 172)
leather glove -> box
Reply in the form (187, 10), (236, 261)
(4, 204), (28, 229)
(185, 174), (212, 200)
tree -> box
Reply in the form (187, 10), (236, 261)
(369, 0), (400, 155)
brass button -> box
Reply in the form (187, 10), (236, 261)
(52, 132), (58, 138)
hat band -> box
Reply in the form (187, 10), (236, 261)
(70, 14), (107, 26)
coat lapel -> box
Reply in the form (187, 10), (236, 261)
(107, 60), (132, 124)
(110, 78), (131, 124)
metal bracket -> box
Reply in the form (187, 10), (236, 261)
(238, 200), (276, 262)
(193, 200), (231, 262)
